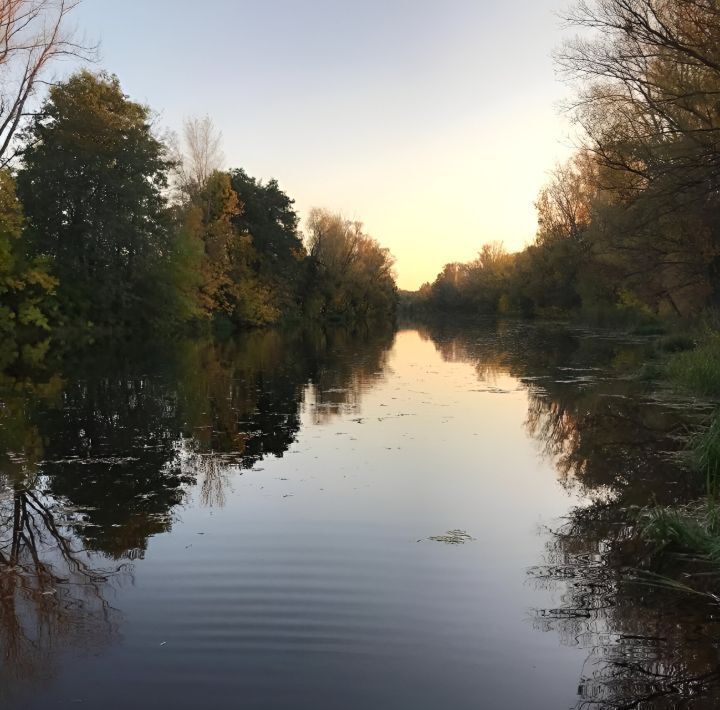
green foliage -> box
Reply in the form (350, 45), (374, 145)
(639, 501), (720, 564)
(666, 334), (720, 397)
(0, 69), (397, 349)
(0, 171), (56, 363)
(691, 413), (720, 497)
(147, 213), (205, 328)
(17, 71), (171, 330)
(659, 334), (695, 353)
(230, 168), (306, 316)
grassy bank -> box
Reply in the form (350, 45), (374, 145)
(633, 327), (720, 579)
(664, 333), (720, 398)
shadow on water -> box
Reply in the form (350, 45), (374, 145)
(416, 318), (720, 709)
(0, 324), (394, 701)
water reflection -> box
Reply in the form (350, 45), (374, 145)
(417, 318), (720, 709)
(0, 481), (121, 703)
(531, 501), (720, 709)
(2, 319), (718, 708)
(0, 326), (394, 701)
(1, 327), (394, 556)
(417, 319), (707, 501)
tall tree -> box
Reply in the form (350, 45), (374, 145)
(177, 115), (224, 193)
(558, 0), (720, 313)
(17, 71), (172, 328)
(181, 170), (280, 327)
(229, 168), (305, 316)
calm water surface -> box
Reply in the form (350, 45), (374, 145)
(0, 322), (716, 709)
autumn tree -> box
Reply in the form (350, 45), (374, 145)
(180, 171), (280, 327)
(229, 169), (305, 317)
(305, 208), (397, 321)
(558, 0), (720, 313)
(535, 153), (597, 247)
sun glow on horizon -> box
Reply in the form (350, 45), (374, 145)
(72, 0), (575, 291)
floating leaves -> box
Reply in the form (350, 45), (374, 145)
(427, 529), (474, 545)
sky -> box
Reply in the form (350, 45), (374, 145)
(67, 0), (576, 290)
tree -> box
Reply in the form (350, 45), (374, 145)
(180, 170), (280, 327)
(17, 71), (172, 328)
(513, 154), (602, 314)
(558, 0), (720, 312)
(0, 0), (93, 165)
(229, 168), (305, 316)
(0, 170), (55, 365)
(177, 115), (224, 193)
(558, 0), (720, 196)
(305, 208), (397, 321)
(194, 171), (241, 317)
(535, 153), (597, 247)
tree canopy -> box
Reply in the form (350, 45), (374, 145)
(17, 71), (171, 329)
(0, 71), (397, 347)
(410, 0), (720, 325)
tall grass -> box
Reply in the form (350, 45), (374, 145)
(635, 328), (720, 577)
(665, 333), (720, 397)
(639, 414), (720, 563)
(692, 414), (720, 496)
(639, 500), (720, 563)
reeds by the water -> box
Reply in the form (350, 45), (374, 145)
(636, 331), (720, 571)
(665, 333), (720, 397)
(639, 500), (720, 564)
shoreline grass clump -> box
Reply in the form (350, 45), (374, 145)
(665, 332), (720, 397)
(638, 412), (720, 565)
(691, 413), (720, 497)
(639, 500), (720, 564)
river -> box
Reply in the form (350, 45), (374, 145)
(0, 321), (716, 709)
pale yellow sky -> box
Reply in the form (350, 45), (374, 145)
(73, 0), (576, 290)
(286, 108), (574, 289)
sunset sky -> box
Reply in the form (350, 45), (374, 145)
(71, 0), (575, 290)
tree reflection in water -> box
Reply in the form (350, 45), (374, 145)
(531, 501), (720, 709)
(0, 325), (395, 698)
(419, 319), (720, 709)
(0, 480), (122, 702)
(9, 319), (715, 707)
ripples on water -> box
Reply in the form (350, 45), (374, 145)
(0, 322), (717, 709)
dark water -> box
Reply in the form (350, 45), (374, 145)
(0, 321), (717, 709)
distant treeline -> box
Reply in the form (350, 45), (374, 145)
(407, 0), (720, 326)
(0, 68), (397, 365)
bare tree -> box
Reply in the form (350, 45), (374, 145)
(179, 115), (224, 191)
(0, 0), (93, 165)
(557, 0), (720, 195)
(535, 152), (598, 246)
